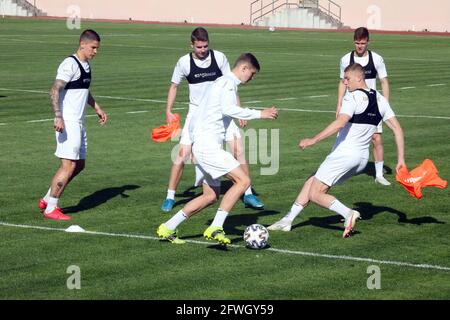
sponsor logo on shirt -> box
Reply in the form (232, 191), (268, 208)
(194, 72), (217, 79)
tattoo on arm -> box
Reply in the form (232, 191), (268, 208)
(50, 80), (67, 118)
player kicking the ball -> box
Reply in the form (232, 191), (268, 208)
(268, 63), (405, 238)
(157, 53), (278, 245)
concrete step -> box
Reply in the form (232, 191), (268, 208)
(254, 7), (343, 29)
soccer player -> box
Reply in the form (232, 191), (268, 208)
(268, 63), (405, 237)
(337, 27), (391, 186)
(161, 27), (265, 213)
(38, 29), (107, 220)
(157, 53), (278, 245)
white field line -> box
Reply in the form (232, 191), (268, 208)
(243, 101), (262, 104)
(427, 84), (446, 87)
(126, 110), (149, 114)
(1, 88), (449, 122)
(27, 118), (53, 123)
(0, 123), (6, 126)
(1, 221), (449, 272)
(0, 88), (167, 104)
(95, 95), (166, 104)
(275, 97), (298, 101)
(396, 114), (450, 120)
(400, 86), (416, 90)
(254, 107), (334, 114)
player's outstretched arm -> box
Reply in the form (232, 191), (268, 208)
(260, 107), (278, 120)
(384, 116), (405, 172)
(299, 113), (350, 150)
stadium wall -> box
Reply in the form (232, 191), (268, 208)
(34, 0), (450, 32)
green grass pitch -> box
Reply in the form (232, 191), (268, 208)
(0, 17), (449, 300)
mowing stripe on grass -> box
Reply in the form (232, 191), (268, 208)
(1, 221), (449, 272)
(2, 88), (450, 121)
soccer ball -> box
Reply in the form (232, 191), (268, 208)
(269, 26), (275, 32)
(243, 224), (269, 249)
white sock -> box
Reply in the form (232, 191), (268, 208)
(166, 189), (176, 200)
(244, 186), (253, 196)
(43, 188), (51, 202)
(44, 196), (59, 213)
(329, 199), (352, 220)
(211, 208), (229, 228)
(165, 210), (188, 230)
(194, 166), (204, 187)
(284, 202), (304, 222)
(375, 161), (384, 178)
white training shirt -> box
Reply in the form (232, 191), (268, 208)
(171, 50), (230, 108)
(339, 51), (388, 90)
(189, 72), (261, 144)
(334, 89), (395, 158)
(56, 55), (90, 122)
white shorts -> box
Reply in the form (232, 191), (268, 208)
(375, 121), (383, 134)
(55, 120), (87, 160)
(194, 164), (221, 188)
(315, 151), (368, 187)
(192, 139), (240, 180)
(180, 111), (241, 145)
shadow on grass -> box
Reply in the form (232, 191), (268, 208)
(361, 161), (393, 179)
(353, 202), (445, 225)
(173, 180), (264, 210)
(181, 210), (280, 244)
(288, 201), (445, 236)
(291, 214), (348, 234)
(63, 184), (141, 214)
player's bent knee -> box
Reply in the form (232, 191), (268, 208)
(372, 134), (382, 143)
(240, 176), (251, 191)
(61, 160), (77, 172)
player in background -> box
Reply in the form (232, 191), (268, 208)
(157, 53), (278, 245)
(38, 29), (107, 220)
(161, 27), (264, 213)
(268, 63), (405, 237)
(337, 27), (391, 186)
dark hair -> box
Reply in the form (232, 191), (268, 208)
(80, 29), (101, 43)
(233, 53), (260, 71)
(344, 63), (365, 78)
(191, 27), (209, 43)
(353, 27), (369, 41)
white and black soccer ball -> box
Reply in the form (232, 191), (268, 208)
(243, 224), (269, 249)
